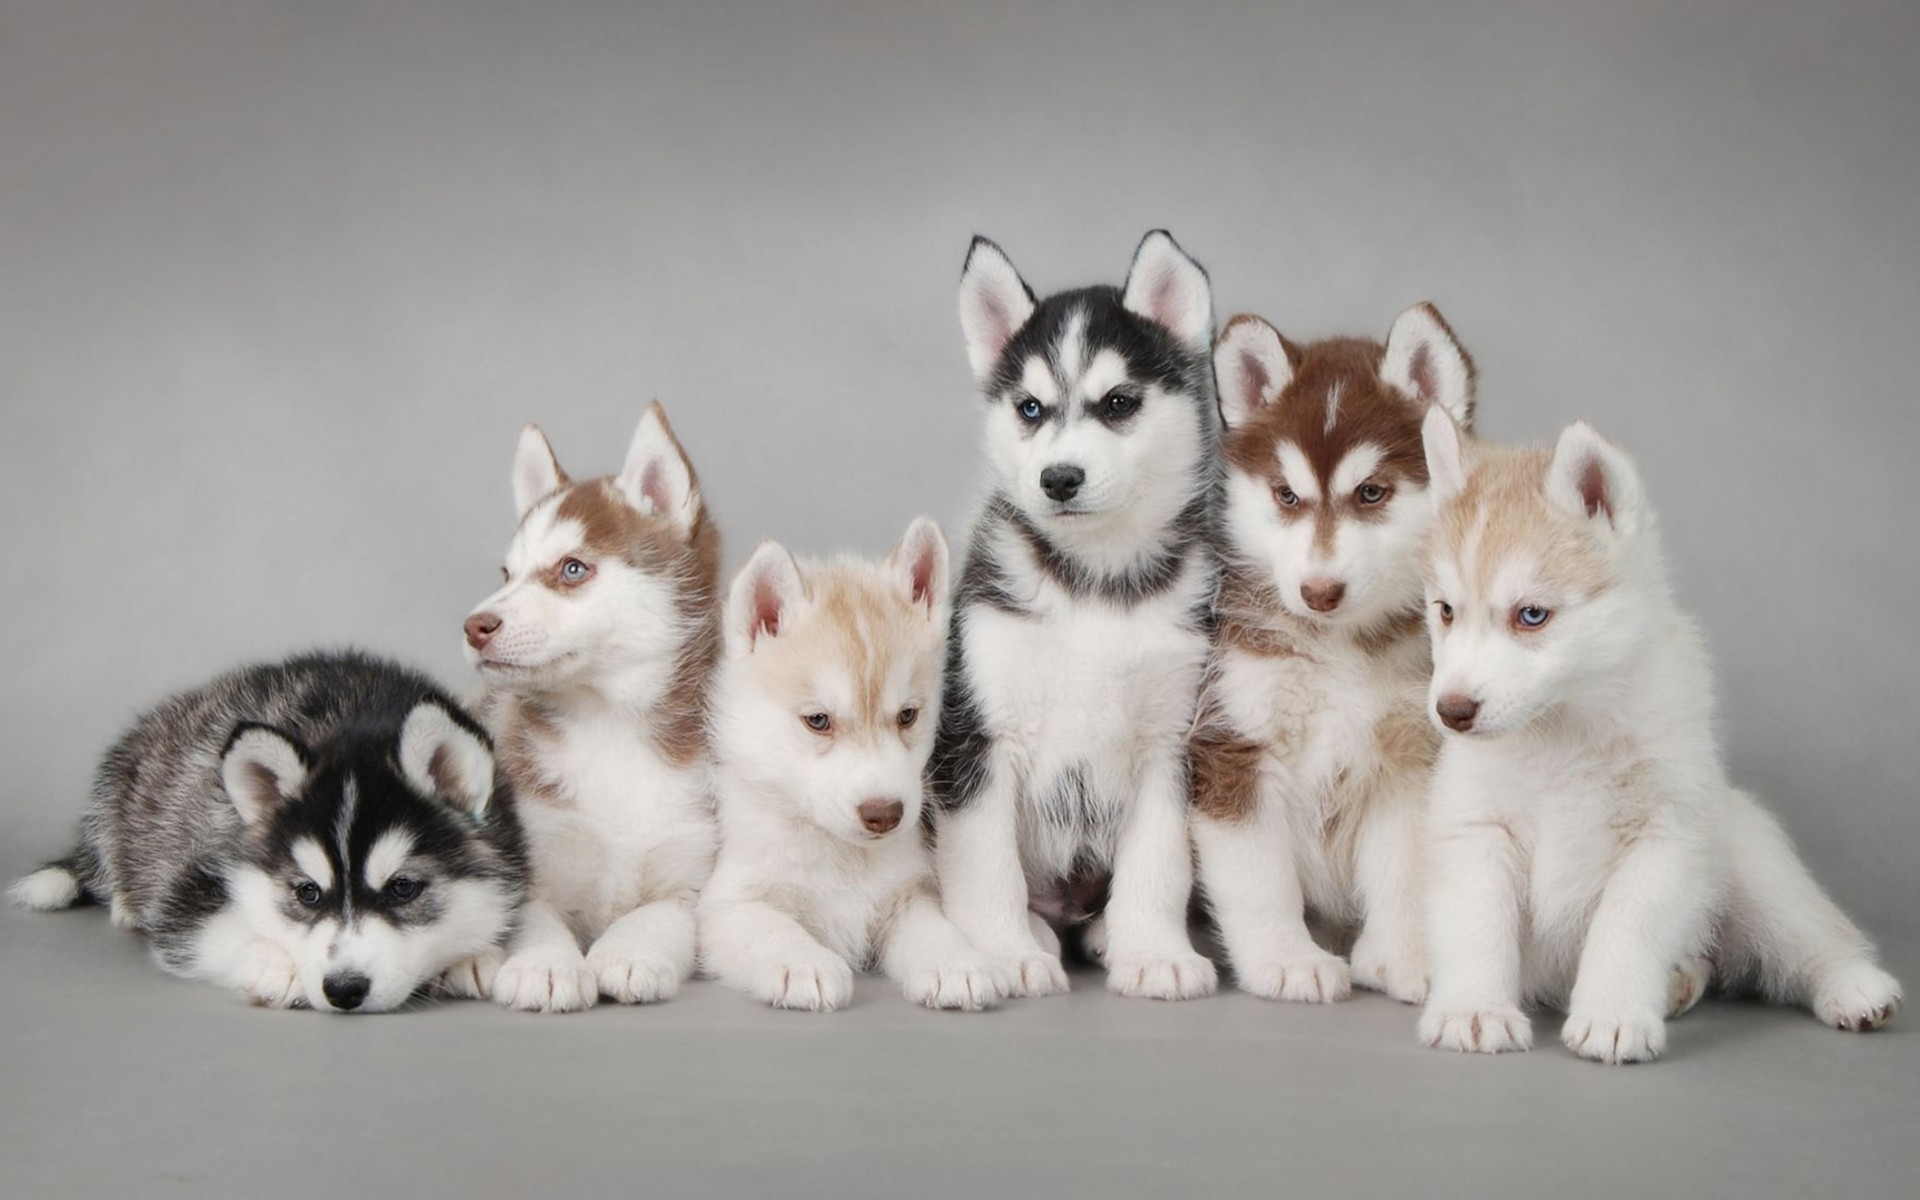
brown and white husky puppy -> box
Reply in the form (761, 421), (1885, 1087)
(461, 402), (722, 1012)
(698, 519), (1008, 1012)
(1189, 305), (1473, 1004)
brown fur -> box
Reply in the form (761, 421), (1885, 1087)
(1435, 444), (1617, 602)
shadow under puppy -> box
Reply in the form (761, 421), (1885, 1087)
(699, 518), (1008, 1011)
(10, 652), (527, 1013)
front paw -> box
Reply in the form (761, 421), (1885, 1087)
(586, 944), (682, 1005)
(757, 957), (855, 1012)
(1668, 957), (1710, 1018)
(1562, 1007), (1666, 1064)
(1419, 1004), (1532, 1054)
(1236, 952), (1351, 1004)
(494, 950), (598, 1013)
(436, 946), (506, 1000)
(991, 947), (1070, 997)
(1350, 934), (1428, 1005)
(1812, 960), (1902, 1032)
(239, 944), (306, 1009)
(902, 958), (1005, 1011)
(1107, 951), (1218, 1001)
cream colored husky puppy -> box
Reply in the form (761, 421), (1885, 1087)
(1417, 412), (1900, 1062)
(699, 519), (1007, 1012)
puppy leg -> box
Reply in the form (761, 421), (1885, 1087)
(586, 896), (697, 1004)
(493, 899), (597, 1014)
(936, 755), (1068, 997)
(1194, 805), (1348, 1003)
(1104, 750), (1216, 1001)
(1351, 776), (1431, 1004)
(1719, 790), (1900, 1031)
(182, 909), (305, 1009)
(880, 889), (1007, 1011)
(1420, 817), (1530, 1054)
(699, 899), (854, 1012)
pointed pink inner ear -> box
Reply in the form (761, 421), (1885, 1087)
(1409, 344), (1437, 403)
(639, 460), (675, 517)
(751, 573), (786, 642)
(908, 546), (938, 610)
(1578, 455), (1612, 521)
(1236, 348), (1271, 411)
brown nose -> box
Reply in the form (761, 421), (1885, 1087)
(1300, 579), (1346, 613)
(464, 613), (502, 650)
(1436, 694), (1481, 732)
(857, 798), (904, 835)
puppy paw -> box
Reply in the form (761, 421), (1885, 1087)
(902, 958), (1005, 1011)
(757, 958), (855, 1012)
(1813, 960), (1902, 1031)
(1079, 914), (1109, 965)
(993, 948), (1070, 997)
(239, 944), (305, 1009)
(1562, 1007), (1666, 1064)
(1236, 953), (1352, 1004)
(494, 950), (598, 1013)
(436, 945), (506, 1000)
(1419, 1005), (1532, 1054)
(1107, 951), (1218, 1001)
(586, 946), (682, 1005)
(1668, 956), (1711, 1018)
(1350, 935), (1428, 1005)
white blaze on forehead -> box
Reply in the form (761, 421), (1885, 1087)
(1078, 348), (1129, 404)
(1020, 357), (1059, 405)
(1330, 444), (1386, 495)
(363, 828), (417, 893)
(291, 838), (333, 892)
(1053, 308), (1087, 381)
(1274, 443), (1321, 502)
(509, 512), (589, 576)
(1324, 380), (1344, 435)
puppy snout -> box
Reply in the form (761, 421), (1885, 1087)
(857, 797), (905, 835)
(1300, 578), (1346, 613)
(1040, 464), (1085, 503)
(464, 613), (502, 650)
(322, 971), (371, 1011)
(1436, 693), (1481, 733)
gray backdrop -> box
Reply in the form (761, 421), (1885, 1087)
(3, 3), (1915, 1197)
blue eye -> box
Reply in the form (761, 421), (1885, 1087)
(558, 558), (592, 585)
(1017, 397), (1044, 423)
(1515, 605), (1551, 629)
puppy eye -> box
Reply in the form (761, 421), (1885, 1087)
(802, 712), (833, 734)
(293, 881), (324, 908)
(897, 706), (919, 729)
(1437, 601), (1454, 625)
(384, 876), (425, 903)
(558, 558), (594, 586)
(1016, 396), (1044, 424)
(1514, 605), (1553, 630)
(1274, 484), (1300, 508)
(1103, 391), (1140, 419)
(1356, 482), (1389, 505)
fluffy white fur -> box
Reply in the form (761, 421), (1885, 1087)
(699, 521), (1007, 1011)
(1417, 413), (1901, 1062)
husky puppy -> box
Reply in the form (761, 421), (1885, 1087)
(1416, 414), (1903, 1061)
(1190, 305), (1473, 1004)
(464, 402), (721, 1013)
(931, 231), (1221, 1000)
(699, 519), (1006, 1011)
(9, 652), (527, 1013)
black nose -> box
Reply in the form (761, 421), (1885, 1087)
(1040, 465), (1085, 502)
(323, 971), (371, 1011)
(1436, 694), (1481, 733)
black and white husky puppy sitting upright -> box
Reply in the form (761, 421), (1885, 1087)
(931, 231), (1222, 1000)
(10, 652), (528, 1013)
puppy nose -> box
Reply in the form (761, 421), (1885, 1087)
(1040, 465), (1085, 502)
(464, 613), (502, 650)
(323, 971), (371, 1011)
(1300, 579), (1346, 613)
(858, 798), (905, 835)
(1436, 694), (1481, 733)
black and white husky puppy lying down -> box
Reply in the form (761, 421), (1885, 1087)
(10, 651), (529, 1013)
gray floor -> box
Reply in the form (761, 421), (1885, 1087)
(5, 894), (1914, 1199)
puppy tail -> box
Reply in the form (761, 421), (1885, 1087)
(8, 857), (89, 911)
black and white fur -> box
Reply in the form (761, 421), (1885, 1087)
(930, 231), (1222, 999)
(10, 652), (528, 1013)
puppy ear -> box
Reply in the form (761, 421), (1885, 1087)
(1383, 303), (1476, 428)
(398, 701), (496, 819)
(512, 425), (569, 520)
(1545, 421), (1643, 533)
(958, 236), (1037, 381)
(618, 401), (701, 536)
(1123, 229), (1212, 351)
(1421, 405), (1470, 509)
(221, 724), (310, 825)
(890, 516), (950, 621)
(1213, 315), (1294, 430)
(725, 541), (807, 654)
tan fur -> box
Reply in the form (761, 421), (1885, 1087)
(1436, 445), (1616, 602)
